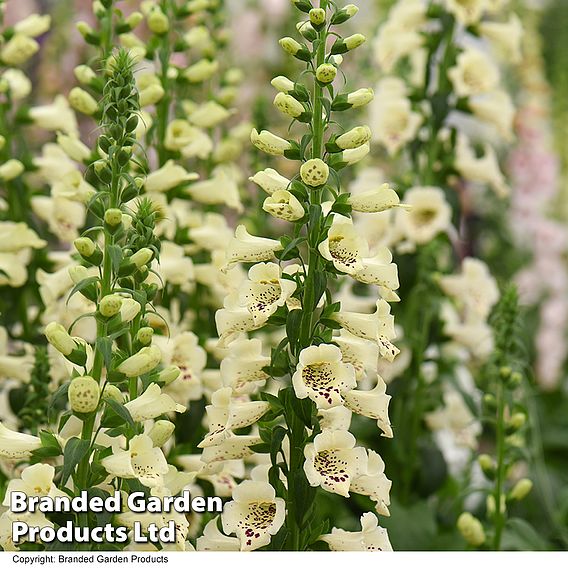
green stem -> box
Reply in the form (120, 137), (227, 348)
(493, 380), (507, 550)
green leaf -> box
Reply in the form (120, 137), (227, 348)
(105, 398), (135, 428)
(61, 437), (91, 486)
(96, 336), (113, 370)
(501, 518), (549, 551)
(66, 276), (100, 305)
(49, 383), (70, 425)
(286, 309), (303, 356)
(108, 245), (123, 274)
(270, 426), (287, 462)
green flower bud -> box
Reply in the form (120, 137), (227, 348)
(99, 294), (123, 318)
(509, 478), (533, 501)
(315, 63), (337, 84)
(130, 247), (154, 268)
(336, 125), (372, 150)
(158, 366), (181, 385)
(345, 33), (366, 50)
(136, 327), (154, 345)
(271, 75), (295, 93)
(148, 420), (175, 447)
(300, 159), (329, 187)
(74, 237), (96, 258)
(45, 322), (75, 356)
(69, 376), (100, 414)
(147, 8), (169, 34)
(104, 208), (123, 227)
(507, 412), (526, 432)
(68, 87), (98, 116)
(102, 384), (124, 404)
(309, 8), (326, 26)
(68, 265), (89, 285)
(125, 11), (143, 29)
(279, 36), (302, 55)
(457, 513), (485, 547)
(273, 92), (304, 118)
(331, 4), (359, 25)
(478, 454), (495, 478)
(296, 21), (317, 42)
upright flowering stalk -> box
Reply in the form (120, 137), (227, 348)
(206, 0), (401, 551)
(355, 0), (522, 504)
(457, 286), (531, 551)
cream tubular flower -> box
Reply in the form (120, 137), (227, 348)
(145, 160), (199, 192)
(350, 450), (392, 515)
(448, 48), (500, 98)
(469, 91), (516, 141)
(445, 0), (487, 25)
(396, 186), (452, 245)
(332, 299), (400, 361)
(334, 330), (379, 380)
(0, 423), (40, 460)
(354, 246), (400, 301)
(220, 338), (270, 395)
(215, 292), (260, 347)
(348, 183), (404, 213)
(223, 225), (283, 272)
(197, 518), (240, 551)
(250, 128), (291, 156)
(249, 168), (290, 195)
(0, 222), (46, 253)
(29, 95), (79, 136)
(263, 190), (305, 221)
(336, 126), (372, 150)
(238, 262), (297, 325)
(344, 375), (393, 438)
(200, 434), (262, 464)
(321, 512), (392, 551)
(292, 344), (357, 409)
(189, 101), (233, 129)
(318, 217), (368, 275)
(101, 434), (169, 488)
(124, 383), (186, 422)
(0, 511), (53, 551)
(480, 14), (523, 63)
(303, 429), (365, 497)
(14, 14), (51, 37)
(186, 166), (242, 212)
(221, 480), (285, 551)
(198, 387), (269, 447)
(2, 464), (65, 505)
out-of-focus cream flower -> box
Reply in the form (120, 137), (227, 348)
(445, 0), (487, 25)
(1, 34), (39, 66)
(145, 160), (199, 192)
(469, 90), (516, 140)
(189, 101), (233, 129)
(480, 14), (523, 63)
(1, 69), (32, 99)
(186, 165), (242, 212)
(29, 95), (78, 136)
(448, 48), (500, 98)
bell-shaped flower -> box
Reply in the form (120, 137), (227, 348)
(2, 463), (66, 505)
(221, 480), (285, 551)
(448, 48), (500, 98)
(238, 262), (297, 326)
(189, 101), (234, 129)
(101, 434), (169, 488)
(304, 429), (366, 497)
(29, 95), (78, 135)
(198, 387), (269, 448)
(0, 422), (41, 460)
(344, 375), (393, 438)
(318, 217), (368, 275)
(197, 518), (241, 551)
(176, 455), (244, 498)
(0, 510), (53, 551)
(222, 225), (283, 272)
(189, 213), (233, 252)
(263, 190), (304, 221)
(469, 90), (516, 141)
(353, 246), (400, 301)
(479, 14), (523, 64)
(220, 338), (270, 395)
(318, 406), (353, 431)
(351, 450), (392, 516)
(216, 291), (262, 347)
(0, 222), (46, 253)
(145, 160), (199, 193)
(249, 168), (290, 195)
(292, 344), (356, 409)
(186, 165), (242, 212)
(200, 433), (262, 464)
(124, 383), (186, 422)
(334, 330), (379, 380)
(332, 299), (400, 361)
(395, 186), (452, 245)
(348, 183), (406, 213)
(320, 512), (392, 551)
(155, 331), (207, 403)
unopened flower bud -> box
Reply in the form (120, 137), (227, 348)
(0, 159), (25, 181)
(347, 87), (374, 108)
(457, 513), (485, 547)
(345, 33), (366, 50)
(1, 34), (39, 66)
(336, 125), (372, 150)
(316, 63), (337, 84)
(74, 237), (96, 258)
(130, 247), (154, 268)
(331, 4), (359, 24)
(148, 420), (175, 447)
(117, 345), (162, 377)
(309, 8), (326, 26)
(137, 327), (154, 345)
(99, 294), (123, 318)
(69, 376), (100, 414)
(280, 37), (304, 57)
(273, 92), (304, 118)
(184, 59), (219, 83)
(341, 143), (370, 165)
(159, 366), (181, 385)
(509, 478), (532, 501)
(139, 84), (165, 107)
(125, 11), (143, 29)
(486, 494), (506, 516)
(508, 371), (523, 388)
(300, 158), (329, 187)
(104, 208), (123, 227)
(508, 412), (526, 432)
(271, 75), (295, 93)
(102, 384), (123, 404)
(478, 454), (495, 477)
(296, 21), (317, 42)
(45, 322), (75, 356)
(120, 298), (141, 323)
(69, 87), (98, 116)
(147, 7), (169, 34)
(68, 265), (89, 285)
